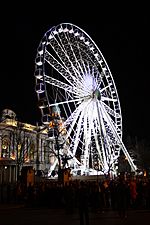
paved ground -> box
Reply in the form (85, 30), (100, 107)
(0, 204), (150, 225)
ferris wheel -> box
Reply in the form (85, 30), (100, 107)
(35, 23), (137, 175)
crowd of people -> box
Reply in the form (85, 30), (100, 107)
(1, 175), (150, 216)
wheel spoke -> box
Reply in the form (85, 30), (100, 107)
(35, 23), (137, 176)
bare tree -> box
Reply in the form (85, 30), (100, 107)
(0, 121), (36, 181)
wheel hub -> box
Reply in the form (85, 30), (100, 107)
(93, 89), (101, 100)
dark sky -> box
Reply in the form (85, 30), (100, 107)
(0, 4), (149, 141)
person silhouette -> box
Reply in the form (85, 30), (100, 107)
(77, 181), (90, 225)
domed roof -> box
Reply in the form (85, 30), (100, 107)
(1, 109), (16, 121)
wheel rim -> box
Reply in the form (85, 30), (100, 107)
(35, 23), (136, 175)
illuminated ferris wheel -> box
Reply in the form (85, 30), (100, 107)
(35, 23), (137, 175)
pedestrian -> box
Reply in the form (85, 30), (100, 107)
(116, 176), (129, 219)
(77, 181), (90, 225)
(129, 178), (137, 209)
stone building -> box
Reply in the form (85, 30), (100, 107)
(0, 109), (56, 184)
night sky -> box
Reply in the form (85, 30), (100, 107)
(0, 4), (149, 141)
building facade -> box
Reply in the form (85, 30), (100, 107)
(0, 109), (56, 184)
